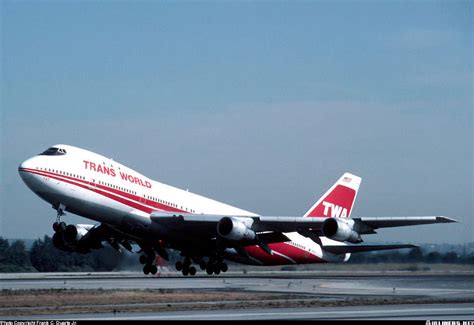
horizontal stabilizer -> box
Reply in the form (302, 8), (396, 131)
(322, 244), (418, 254)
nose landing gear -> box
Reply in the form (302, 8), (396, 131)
(52, 204), (66, 232)
(52, 204), (67, 247)
(53, 221), (66, 232)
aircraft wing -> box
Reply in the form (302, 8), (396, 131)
(151, 212), (456, 234)
(150, 212), (457, 257)
(352, 216), (457, 234)
(55, 223), (138, 254)
(150, 212), (327, 233)
(150, 212), (329, 249)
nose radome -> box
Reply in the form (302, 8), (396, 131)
(19, 157), (34, 171)
(18, 157), (37, 183)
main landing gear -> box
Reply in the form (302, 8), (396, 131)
(175, 257), (196, 276)
(175, 257), (228, 276)
(139, 251), (158, 275)
(204, 258), (228, 276)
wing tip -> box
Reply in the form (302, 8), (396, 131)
(437, 216), (459, 223)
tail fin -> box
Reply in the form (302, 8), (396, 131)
(303, 173), (361, 218)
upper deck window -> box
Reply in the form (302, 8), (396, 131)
(39, 147), (67, 156)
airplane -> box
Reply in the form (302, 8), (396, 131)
(18, 144), (456, 276)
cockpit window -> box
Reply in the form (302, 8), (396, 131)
(38, 147), (67, 156)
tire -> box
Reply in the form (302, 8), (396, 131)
(150, 265), (158, 275)
(52, 232), (64, 248)
(199, 262), (207, 270)
(182, 268), (189, 276)
(189, 266), (196, 276)
(57, 222), (66, 231)
(214, 268), (221, 275)
(175, 261), (183, 271)
(143, 265), (150, 275)
(139, 255), (147, 265)
(58, 222), (67, 231)
(206, 267), (213, 275)
(53, 222), (59, 232)
(220, 263), (228, 273)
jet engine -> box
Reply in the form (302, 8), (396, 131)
(217, 217), (256, 242)
(51, 224), (99, 253)
(62, 224), (90, 244)
(321, 218), (362, 243)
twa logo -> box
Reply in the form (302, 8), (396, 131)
(322, 201), (348, 218)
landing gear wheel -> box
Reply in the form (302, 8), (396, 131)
(182, 267), (189, 276)
(183, 257), (191, 268)
(189, 266), (196, 276)
(52, 232), (63, 248)
(199, 261), (207, 270)
(53, 222), (66, 232)
(214, 268), (221, 275)
(58, 222), (66, 231)
(206, 266), (213, 275)
(150, 265), (158, 275)
(175, 261), (183, 271)
(143, 264), (150, 275)
(220, 263), (228, 273)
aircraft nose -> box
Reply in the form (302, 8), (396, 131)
(18, 157), (36, 182)
(19, 157), (33, 171)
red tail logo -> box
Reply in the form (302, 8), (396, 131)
(304, 173), (361, 218)
(322, 202), (348, 218)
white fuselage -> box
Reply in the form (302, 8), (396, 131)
(19, 144), (347, 265)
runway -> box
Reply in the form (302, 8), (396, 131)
(1, 271), (474, 320)
(13, 304), (474, 320)
(2, 271), (474, 299)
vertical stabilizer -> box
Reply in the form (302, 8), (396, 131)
(303, 173), (361, 218)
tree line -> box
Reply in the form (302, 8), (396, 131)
(348, 247), (474, 264)
(0, 236), (473, 272)
(0, 236), (127, 272)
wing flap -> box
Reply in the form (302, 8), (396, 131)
(252, 216), (327, 232)
(256, 231), (291, 244)
(323, 244), (418, 254)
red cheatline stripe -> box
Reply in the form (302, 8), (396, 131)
(20, 168), (154, 213)
(245, 242), (325, 265)
(19, 168), (185, 214)
(21, 167), (185, 212)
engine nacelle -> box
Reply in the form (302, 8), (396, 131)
(62, 224), (90, 244)
(217, 217), (256, 242)
(321, 218), (362, 243)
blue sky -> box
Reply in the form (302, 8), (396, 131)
(1, 1), (472, 244)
